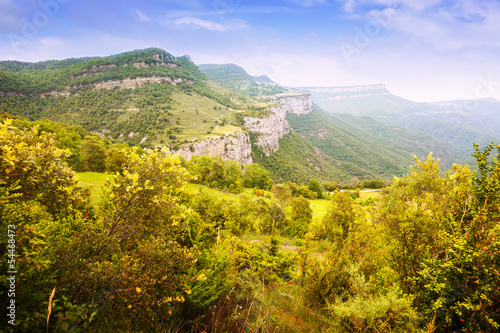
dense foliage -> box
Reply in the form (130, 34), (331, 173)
(1, 118), (499, 332)
(287, 109), (412, 180)
(0, 49), (249, 149)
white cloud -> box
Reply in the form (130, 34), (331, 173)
(174, 17), (226, 31)
(173, 16), (246, 32)
(134, 10), (150, 22)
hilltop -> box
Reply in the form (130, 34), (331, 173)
(198, 63), (294, 97)
(0, 48), (259, 149)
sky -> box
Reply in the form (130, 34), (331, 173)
(1, 0), (500, 102)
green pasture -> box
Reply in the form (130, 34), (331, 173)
(77, 172), (114, 204)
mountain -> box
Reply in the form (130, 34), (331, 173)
(286, 106), (413, 179)
(253, 75), (280, 86)
(198, 63), (293, 97)
(305, 85), (500, 165)
(0, 48), (439, 184)
(315, 110), (460, 169)
(0, 48), (259, 150)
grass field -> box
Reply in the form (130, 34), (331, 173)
(310, 199), (329, 223)
(77, 172), (382, 226)
(77, 172), (114, 204)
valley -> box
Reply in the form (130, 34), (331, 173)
(1, 48), (499, 332)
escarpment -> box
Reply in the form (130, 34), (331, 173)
(244, 93), (313, 155)
(168, 132), (253, 166)
(168, 92), (313, 162)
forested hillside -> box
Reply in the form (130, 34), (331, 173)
(198, 63), (291, 97)
(314, 108), (460, 169)
(308, 86), (500, 165)
(1, 118), (499, 332)
(0, 48), (257, 148)
(0, 49), (424, 184)
(287, 106), (412, 179)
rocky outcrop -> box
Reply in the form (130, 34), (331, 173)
(277, 94), (313, 115)
(244, 93), (312, 155)
(40, 90), (70, 97)
(168, 132), (253, 166)
(93, 76), (193, 90)
(244, 106), (290, 155)
(132, 61), (178, 69)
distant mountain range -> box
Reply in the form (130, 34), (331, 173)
(1, 48), (496, 184)
(305, 85), (500, 165)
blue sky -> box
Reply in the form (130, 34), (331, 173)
(1, 0), (500, 102)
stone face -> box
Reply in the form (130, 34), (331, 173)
(168, 93), (313, 161)
(244, 93), (313, 155)
(244, 106), (290, 155)
(168, 132), (253, 166)
(278, 94), (313, 115)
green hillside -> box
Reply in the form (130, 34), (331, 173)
(251, 131), (370, 184)
(286, 107), (411, 181)
(0, 48), (259, 148)
(307, 87), (500, 164)
(198, 63), (290, 97)
(0, 50), (426, 184)
(316, 111), (460, 169)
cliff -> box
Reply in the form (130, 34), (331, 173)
(168, 132), (253, 166)
(168, 92), (313, 162)
(244, 93), (313, 155)
(244, 106), (290, 155)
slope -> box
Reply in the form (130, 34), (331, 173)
(251, 131), (374, 184)
(306, 85), (500, 164)
(198, 63), (291, 97)
(316, 111), (460, 169)
(0, 48), (258, 148)
(286, 106), (412, 181)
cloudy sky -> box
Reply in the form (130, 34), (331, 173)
(1, 0), (499, 102)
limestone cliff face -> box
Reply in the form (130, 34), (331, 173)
(167, 92), (312, 163)
(168, 132), (253, 166)
(244, 93), (312, 155)
(277, 94), (313, 115)
(244, 106), (290, 155)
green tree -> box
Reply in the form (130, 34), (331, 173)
(286, 196), (312, 237)
(378, 151), (500, 331)
(63, 149), (196, 330)
(208, 158), (226, 185)
(242, 163), (273, 190)
(106, 146), (128, 173)
(322, 191), (357, 241)
(252, 198), (285, 233)
(271, 184), (292, 207)
(0, 120), (94, 331)
(308, 179), (324, 199)
(81, 135), (107, 172)
(224, 160), (243, 193)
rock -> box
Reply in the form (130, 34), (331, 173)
(244, 93), (313, 155)
(167, 132), (253, 166)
